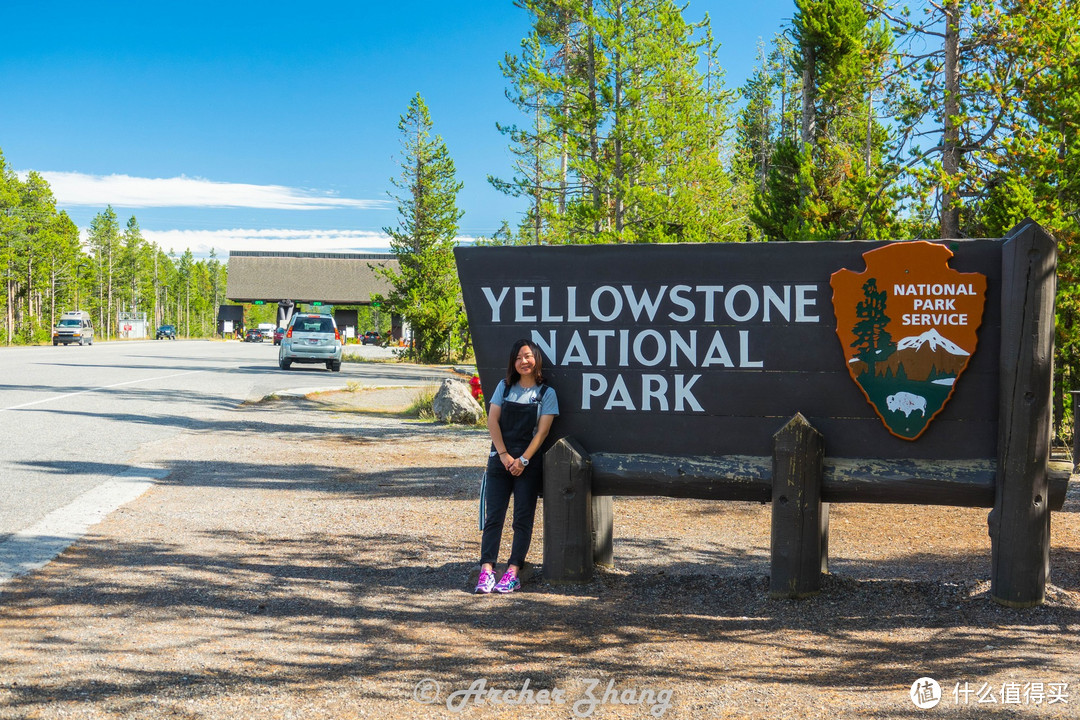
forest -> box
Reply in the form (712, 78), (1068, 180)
(0, 157), (227, 343)
(1, 0), (1077, 396)
(483, 0), (1080, 404)
(491, 0), (1077, 247)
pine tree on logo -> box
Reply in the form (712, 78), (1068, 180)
(851, 278), (895, 377)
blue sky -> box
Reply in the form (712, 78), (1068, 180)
(1, 0), (797, 257)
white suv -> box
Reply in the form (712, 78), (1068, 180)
(279, 313), (342, 371)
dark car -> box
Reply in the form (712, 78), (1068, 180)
(244, 328), (264, 342)
(361, 331), (382, 346)
(156, 324), (177, 340)
(273, 327), (285, 345)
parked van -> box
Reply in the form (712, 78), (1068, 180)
(257, 322), (276, 341)
(53, 311), (94, 346)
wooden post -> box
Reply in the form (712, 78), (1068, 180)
(1071, 390), (1080, 473)
(592, 495), (614, 568)
(991, 220), (1057, 608)
(820, 502), (830, 575)
(543, 437), (594, 583)
(770, 413), (825, 599)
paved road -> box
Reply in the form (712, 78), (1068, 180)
(0, 339), (453, 548)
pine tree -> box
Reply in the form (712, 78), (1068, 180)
(497, 0), (746, 243)
(0, 150), (21, 344)
(886, 0), (1026, 238)
(42, 211), (80, 330)
(118, 216), (141, 315)
(749, 1), (899, 242)
(738, 42), (779, 197)
(974, 0), (1080, 423)
(16, 172), (60, 342)
(177, 249), (194, 338)
(490, 28), (565, 245)
(208, 248), (223, 330)
(737, 35), (799, 241)
(377, 93), (466, 363)
(88, 206), (120, 338)
(751, 138), (806, 240)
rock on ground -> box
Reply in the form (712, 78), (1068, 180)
(432, 377), (484, 424)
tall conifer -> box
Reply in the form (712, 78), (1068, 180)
(497, 0), (745, 243)
(378, 93), (466, 363)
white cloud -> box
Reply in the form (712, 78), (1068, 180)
(141, 228), (395, 256)
(22, 171), (387, 210)
(75, 226), (478, 258)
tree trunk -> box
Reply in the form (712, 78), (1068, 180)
(534, 100), (543, 245)
(759, 51), (772, 191)
(26, 254), (33, 339)
(97, 257), (103, 337)
(940, 0), (961, 239)
(613, 3), (625, 237)
(800, 40), (816, 147)
(153, 253), (159, 327)
(587, 1), (602, 235)
(865, 90), (874, 174)
(49, 264), (56, 330)
(780, 57), (790, 143)
(6, 276), (12, 345)
(107, 240), (114, 340)
(559, 14), (571, 218)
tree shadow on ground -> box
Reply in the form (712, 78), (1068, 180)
(1, 397), (1076, 717)
(16, 458), (480, 500)
(1, 518), (1077, 717)
(18, 396), (484, 445)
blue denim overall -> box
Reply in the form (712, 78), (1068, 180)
(479, 386), (547, 568)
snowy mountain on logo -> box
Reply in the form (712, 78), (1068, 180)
(848, 329), (971, 381)
(895, 328), (969, 356)
(879, 328), (970, 381)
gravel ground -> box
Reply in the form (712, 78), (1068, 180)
(1, 385), (1078, 720)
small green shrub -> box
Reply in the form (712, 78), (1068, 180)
(405, 388), (437, 420)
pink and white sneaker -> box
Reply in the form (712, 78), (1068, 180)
(493, 570), (520, 593)
(475, 568), (496, 594)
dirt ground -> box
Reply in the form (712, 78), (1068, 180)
(0, 384), (1078, 720)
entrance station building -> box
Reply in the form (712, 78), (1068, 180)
(223, 251), (399, 339)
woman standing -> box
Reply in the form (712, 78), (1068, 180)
(476, 339), (559, 593)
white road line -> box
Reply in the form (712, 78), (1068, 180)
(1, 370), (205, 412)
(0, 466), (168, 586)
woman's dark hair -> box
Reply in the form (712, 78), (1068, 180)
(506, 338), (545, 387)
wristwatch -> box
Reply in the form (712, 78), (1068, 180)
(519, 457), (530, 466)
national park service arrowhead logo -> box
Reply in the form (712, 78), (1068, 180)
(831, 242), (987, 440)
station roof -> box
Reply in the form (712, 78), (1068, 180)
(225, 250), (398, 305)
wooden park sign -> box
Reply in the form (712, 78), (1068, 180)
(454, 220), (1069, 607)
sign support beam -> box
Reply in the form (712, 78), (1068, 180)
(991, 220), (1057, 607)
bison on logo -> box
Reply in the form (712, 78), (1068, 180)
(830, 242), (987, 440)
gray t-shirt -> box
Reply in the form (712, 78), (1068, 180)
(489, 380), (559, 417)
